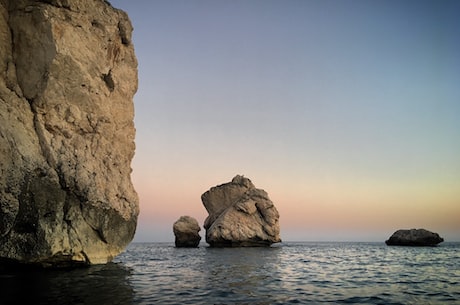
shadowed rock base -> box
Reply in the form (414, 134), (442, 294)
(208, 239), (272, 247)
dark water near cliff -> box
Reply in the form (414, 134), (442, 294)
(1, 242), (460, 305)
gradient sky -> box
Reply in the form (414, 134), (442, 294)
(109, 0), (460, 242)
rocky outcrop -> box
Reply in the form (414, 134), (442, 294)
(0, 0), (138, 267)
(202, 175), (281, 247)
(173, 216), (201, 247)
(385, 229), (444, 246)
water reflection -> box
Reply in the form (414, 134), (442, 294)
(203, 246), (288, 304)
(0, 262), (134, 305)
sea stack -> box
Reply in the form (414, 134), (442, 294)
(0, 0), (138, 267)
(202, 175), (281, 247)
(385, 229), (444, 246)
(173, 216), (202, 247)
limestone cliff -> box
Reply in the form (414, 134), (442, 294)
(0, 0), (138, 266)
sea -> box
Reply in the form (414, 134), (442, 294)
(1, 242), (459, 305)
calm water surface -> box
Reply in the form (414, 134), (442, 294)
(1, 242), (459, 304)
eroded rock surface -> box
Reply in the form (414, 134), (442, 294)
(173, 216), (201, 248)
(385, 229), (444, 246)
(202, 175), (281, 247)
(0, 0), (138, 267)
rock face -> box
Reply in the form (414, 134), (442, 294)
(385, 229), (444, 246)
(0, 0), (138, 266)
(173, 216), (201, 248)
(202, 175), (281, 247)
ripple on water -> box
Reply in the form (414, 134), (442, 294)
(2, 242), (459, 305)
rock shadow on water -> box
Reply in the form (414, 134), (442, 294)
(0, 262), (135, 305)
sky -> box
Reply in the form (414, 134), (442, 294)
(109, 0), (460, 242)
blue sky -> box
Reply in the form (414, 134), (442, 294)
(110, 0), (460, 242)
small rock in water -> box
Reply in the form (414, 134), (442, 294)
(173, 216), (201, 247)
(385, 228), (444, 246)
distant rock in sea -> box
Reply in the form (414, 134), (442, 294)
(385, 229), (444, 246)
(173, 216), (202, 247)
(0, 0), (138, 267)
(202, 175), (281, 247)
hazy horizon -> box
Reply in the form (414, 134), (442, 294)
(109, 0), (460, 243)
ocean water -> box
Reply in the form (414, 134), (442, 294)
(1, 242), (459, 305)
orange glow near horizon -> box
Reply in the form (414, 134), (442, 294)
(132, 168), (460, 242)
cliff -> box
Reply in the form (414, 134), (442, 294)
(0, 0), (138, 267)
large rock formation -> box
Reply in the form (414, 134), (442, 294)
(202, 175), (281, 247)
(173, 216), (201, 248)
(385, 229), (444, 246)
(0, 0), (138, 267)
